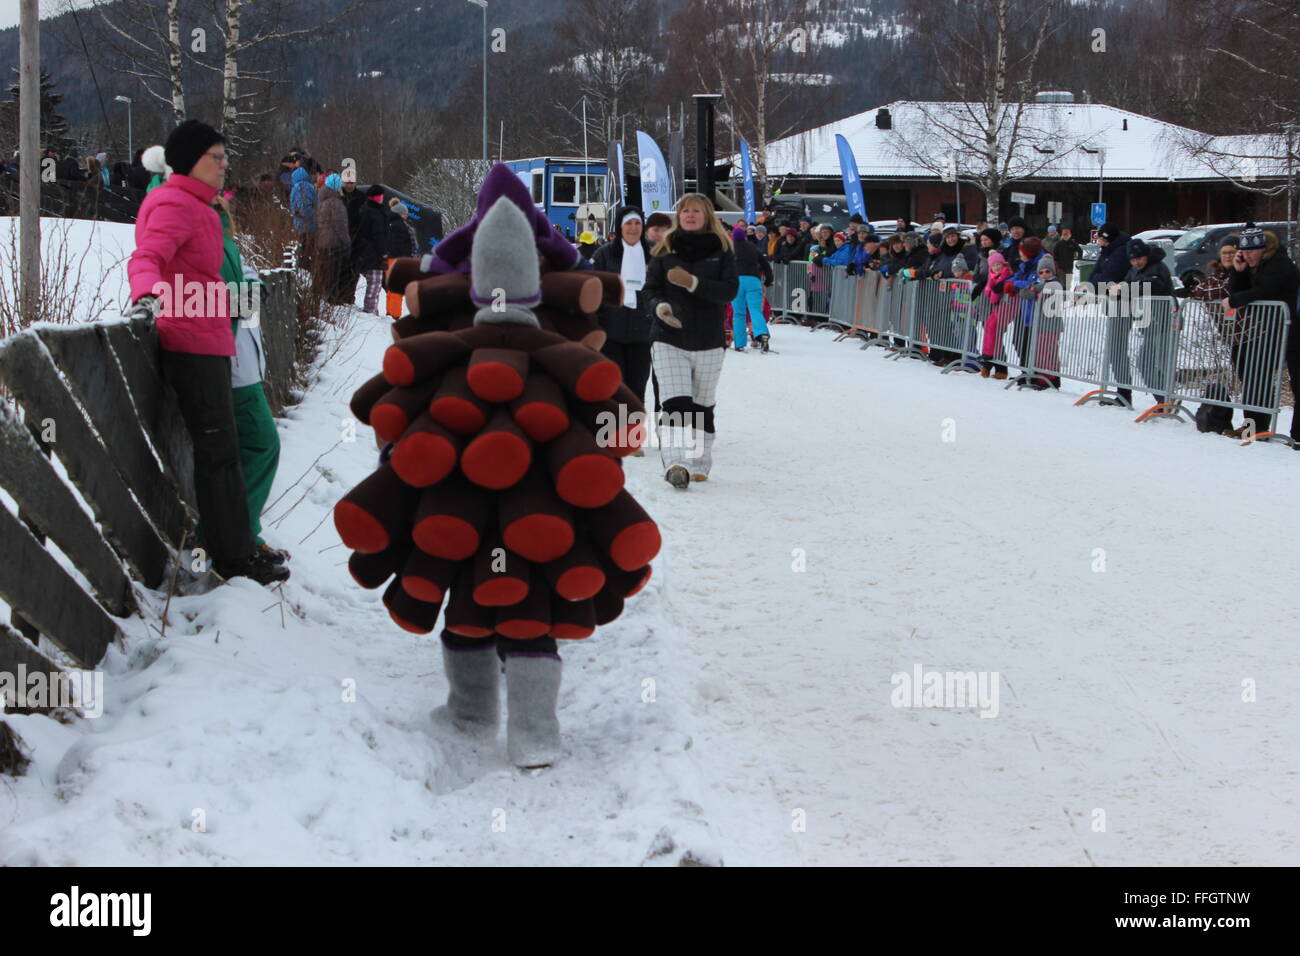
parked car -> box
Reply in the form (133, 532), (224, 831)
(1132, 228), (1188, 244)
(766, 194), (854, 231)
(870, 219), (921, 235)
(1172, 221), (1295, 290)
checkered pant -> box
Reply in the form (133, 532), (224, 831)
(362, 270), (384, 315)
(652, 343), (724, 474)
(651, 343), (724, 405)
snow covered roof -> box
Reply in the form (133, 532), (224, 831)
(755, 101), (1279, 184)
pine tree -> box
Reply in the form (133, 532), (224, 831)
(0, 71), (77, 157)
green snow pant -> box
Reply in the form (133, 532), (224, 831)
(232, 383), (280, 545)
(193, 383), (280, 549)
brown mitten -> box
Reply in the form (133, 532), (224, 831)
(666, 266), (698, 292)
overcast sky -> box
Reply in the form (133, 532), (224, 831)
(0, 1), (91, 32)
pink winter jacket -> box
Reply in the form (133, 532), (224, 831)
(128, 173), (234, 356)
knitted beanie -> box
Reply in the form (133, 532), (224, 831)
(164, 119), (224, 177)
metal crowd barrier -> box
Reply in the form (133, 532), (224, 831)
(769, 261), (832, 326)
(785, 264), (1294, 439)
(910, 278), (980, 370)
(1164, 298), (1291, 436)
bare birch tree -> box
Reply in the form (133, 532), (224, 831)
(545, 0), (658, 153)
(668, 0), (838, 197)
(74, 0), (191, 126)
(892, 0), (1095, 222)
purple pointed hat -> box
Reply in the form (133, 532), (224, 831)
(424, 163), (580, 276)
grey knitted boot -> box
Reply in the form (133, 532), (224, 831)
(439, 644), (501, 735)
(504, 653), (562, 768)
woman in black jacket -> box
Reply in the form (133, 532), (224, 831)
(592, 206), (654, 417)
(645, 193), (739, 488)
(353, 185), (391, 314)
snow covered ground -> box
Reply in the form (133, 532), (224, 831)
(0, 218), (136, 325)
(3, 307), (1298, 866)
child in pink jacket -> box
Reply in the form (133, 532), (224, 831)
(127, 120), (287, 586)
(979, 251), (1017, 379)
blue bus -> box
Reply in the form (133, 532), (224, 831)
(502, 157), (608, 240)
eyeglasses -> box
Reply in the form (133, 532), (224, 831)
(205, 151), (229, 165)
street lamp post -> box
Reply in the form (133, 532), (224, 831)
(467, 0), (488, 164)
(114, 95), (132, 160)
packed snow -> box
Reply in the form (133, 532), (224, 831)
(2, 299), (1298, 865)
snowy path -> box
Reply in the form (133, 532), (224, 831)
(663, 328), (1300, 865)
(3, 310), (1297, 866)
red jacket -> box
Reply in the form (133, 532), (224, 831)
(128, 173), (234, 356)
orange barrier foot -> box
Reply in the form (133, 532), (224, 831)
(1133, 402), (1187, 423)
(1241, 431), (1298, 448)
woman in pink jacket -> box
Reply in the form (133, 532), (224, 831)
(127, 120), (288, 585)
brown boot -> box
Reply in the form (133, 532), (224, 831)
(993, 370), (1008, 380)
(979, 366), (991, 379)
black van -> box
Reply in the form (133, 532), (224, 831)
(767, 194), (853, 231)
(1172, 222), (1295, 290)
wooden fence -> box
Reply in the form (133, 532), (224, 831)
(0, 268), (299, 714)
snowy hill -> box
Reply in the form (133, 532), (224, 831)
(3, 303), (1297, 865)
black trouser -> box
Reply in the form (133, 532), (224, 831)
(600, 339), (652, 406)
(440, 629), (557, 660)
(1289, 348), (1300, 444)
(161, 349), (256, 566)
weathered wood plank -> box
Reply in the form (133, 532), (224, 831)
(104, 322), (198, 508)
(0, 499), (120, 667)
(0, 622), (66, 715)
(0, 405), (135, 616)
(258, 270), (297, 411)
(36, 326), (189, 547)
(0, 332), (170, 587)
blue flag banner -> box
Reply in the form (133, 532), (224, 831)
(835, 133), (867, 220)
(740, 140), (757, 223)
(636, 131), (672, 214)
(616, 142), (627, 205)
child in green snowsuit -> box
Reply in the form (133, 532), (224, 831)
(216, 199), (285, 560)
